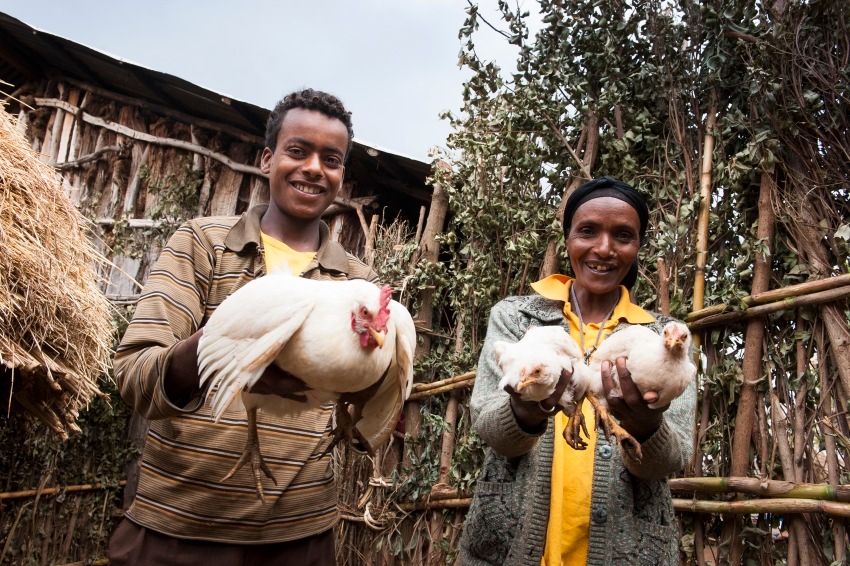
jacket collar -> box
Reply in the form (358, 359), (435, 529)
(528, 274), (655, 325)
(516, 296), (568, 324)
(224, 205), (351, 274)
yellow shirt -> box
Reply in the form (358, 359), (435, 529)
(261, 232), (317, 275)
(530, 274), (654, 566)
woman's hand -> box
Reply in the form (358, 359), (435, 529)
(506, 367), (573, 432)
(248, 365), (309, 401)
(601, 358), (667, 442)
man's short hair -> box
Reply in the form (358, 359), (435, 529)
(265, 89), (354, 159)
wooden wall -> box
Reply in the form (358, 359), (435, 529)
(13, 78), (410, 300)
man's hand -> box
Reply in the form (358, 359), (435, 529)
(248, 365), (309, 402)
(601, 358), (667, 442)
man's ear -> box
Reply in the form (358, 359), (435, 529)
(260, 147), (273, 174)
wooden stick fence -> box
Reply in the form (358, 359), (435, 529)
(673, 498), (850, 518)
(391, 477), (850, 515)
(687, 274), (850, 323)
(0, 481), (126, 501)
(407, 371), (476, 401)
(668, 477), (850, 502)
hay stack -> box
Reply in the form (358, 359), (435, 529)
(0, 104), (113, 439)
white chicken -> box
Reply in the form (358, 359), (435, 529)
(493, 325), (588, 417)
(571, 321), (696, 460)
(196, 273), (416, 500)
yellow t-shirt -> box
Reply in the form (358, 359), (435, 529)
(261, 232), (317, 276)
(530, 274), (655, 566)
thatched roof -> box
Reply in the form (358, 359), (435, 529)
(0, 104), (113, 439)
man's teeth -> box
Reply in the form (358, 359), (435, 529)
(294, 183), (323, 195)
(587, 263), (614, 272)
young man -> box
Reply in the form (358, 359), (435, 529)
(108, 89), (377, 565)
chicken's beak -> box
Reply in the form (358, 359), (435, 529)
(516, 377), (537, 392)
(369, 328), (386, 348)
(665, 337), (684, 351)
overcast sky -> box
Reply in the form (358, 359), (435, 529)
(1, 1), (534, 162)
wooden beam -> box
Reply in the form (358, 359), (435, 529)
(54, 144), (125, 171)
(36, 97), (265, 177)
(0, 481), (126, 501)
(688, 285), (850, 331)
(62, 77), (265, 145)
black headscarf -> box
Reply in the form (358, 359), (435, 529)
(563, 176), (648, 289)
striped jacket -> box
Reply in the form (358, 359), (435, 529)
(114, 205), (377, 544)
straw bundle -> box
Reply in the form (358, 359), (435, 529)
(0, 104), (113, 439)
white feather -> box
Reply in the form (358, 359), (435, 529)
(587, 322), (696, 409)
(196, 270), (416, 451)
(494, 325), (589, 409)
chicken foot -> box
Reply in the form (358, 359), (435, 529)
(562, 398), (590, 451)
(323, 368), (390, 455)
(324, 401), (374, 455)
(221, 407), (277, 502)
(585, 394), (643, 461)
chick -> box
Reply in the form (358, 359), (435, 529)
(493, 325), (587, 414)
(584, 321), (696, 459)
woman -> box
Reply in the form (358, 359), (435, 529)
(459, 177), (696, 566)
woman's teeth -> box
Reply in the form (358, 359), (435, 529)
(587, 263), (613, 272)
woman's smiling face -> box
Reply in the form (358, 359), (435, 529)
(566, 196), (641, 297)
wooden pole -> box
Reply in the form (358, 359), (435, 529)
(410, 371), (476, 394)
(788, 312), (811, 565)
(404, 164), (449, 456)
(393, 492), (850, 517)
(429, 309), (468, 564)
(400, 163), (448, 564)
(687, 273), (850, 323)
(687, 285), (850, 331)
(0, 481), (126, 501)
(690, 88), (717, 566)
(656, 257), (670, 316)
(691, 89), (716, 324)
(406, 380), (474, 401)
(724, 170), (776, 564)
(364, 214), (379, 267)
(674, 498), (850, 518)
(54, 144), (125, 171)
(818, 323), (848, 562)
(669, 476), (850, 501)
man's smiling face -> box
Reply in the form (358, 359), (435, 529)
(260, 107), (349, 225)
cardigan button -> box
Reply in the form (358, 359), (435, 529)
(592, 508), (608, 523)
(597, 445), (612, 459)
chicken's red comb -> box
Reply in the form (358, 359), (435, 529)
(375, 285), (393, 329)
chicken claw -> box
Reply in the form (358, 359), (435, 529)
(222, 407), (277, 502)
(323, 402), (374, 455)
(563, 399), (590, 451)
(324, 371), (390, 455)
(585, 394), (642, 461)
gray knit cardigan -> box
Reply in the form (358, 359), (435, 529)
(458, 295), (697, 566)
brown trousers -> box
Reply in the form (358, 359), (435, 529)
(107, 518), (336, 565)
